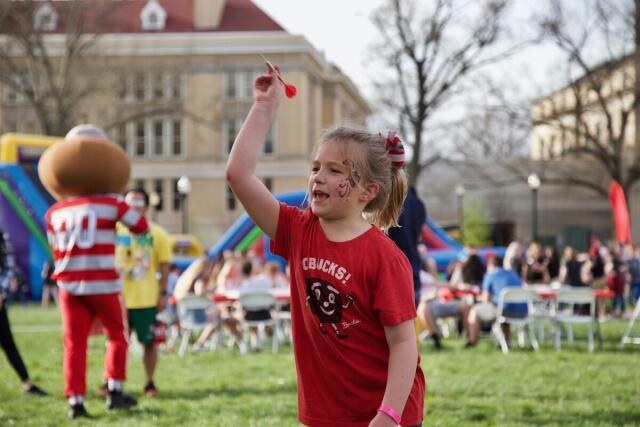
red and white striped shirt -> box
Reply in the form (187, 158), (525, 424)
(45, 194), (149, 295)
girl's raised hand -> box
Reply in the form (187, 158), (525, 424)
(253, 66), (284, 108)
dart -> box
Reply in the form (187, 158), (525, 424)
(260, 55), (297, 98)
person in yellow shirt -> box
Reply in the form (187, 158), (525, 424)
(115, 188), (172, 396)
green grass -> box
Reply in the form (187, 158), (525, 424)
(1, 305), (639, 426)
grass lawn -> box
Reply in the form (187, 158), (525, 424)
(1, 305), (639, 426)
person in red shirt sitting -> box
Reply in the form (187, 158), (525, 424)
(225, 65), (425, 427)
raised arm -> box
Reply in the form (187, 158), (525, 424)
(225, 68), (284, 239)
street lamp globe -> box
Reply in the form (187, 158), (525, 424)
(527, 173), (541, 191)
(149, 191), (161, 208)
(177, 175), (192, 195)
(454, 184), (466, 197)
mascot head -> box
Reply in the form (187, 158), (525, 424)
(38, 124), (131, 200)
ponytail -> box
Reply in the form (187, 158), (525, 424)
(370, 168), (407, 230)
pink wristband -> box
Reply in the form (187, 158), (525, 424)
(377, 404), (401, 425)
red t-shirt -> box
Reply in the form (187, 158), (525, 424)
(271, 203), (425, 427)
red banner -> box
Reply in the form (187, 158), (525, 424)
(608, 180), (632, 244)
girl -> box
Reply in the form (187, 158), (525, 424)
(226, 67), (424, 426)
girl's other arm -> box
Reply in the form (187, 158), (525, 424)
(225, 68), (283, 239)
(369, 319), (419, 427)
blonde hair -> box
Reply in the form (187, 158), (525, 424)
(317, 127), (408, 230)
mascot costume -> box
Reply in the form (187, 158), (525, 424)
(39, 125), (148, 419)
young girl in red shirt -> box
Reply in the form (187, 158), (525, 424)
(226, 66), (425, 427)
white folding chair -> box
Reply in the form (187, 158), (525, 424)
(524, 284), (555, 342)
(552, 287), (596, 352)
(176, 294), (214, 356)
(239, 292), (279, 353)
(621, 296), (640, 346)
(494, 288), (540, 354)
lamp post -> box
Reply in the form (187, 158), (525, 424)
(455, 184), (466, 243)
(176, 175), (191, 234)
(527, 173), (541, 242)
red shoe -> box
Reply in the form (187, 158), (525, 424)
(144, 381), (158, 396)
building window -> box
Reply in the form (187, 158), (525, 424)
(224, 72), (237, 99)
(224, 70), (258, 100)
(135, 121), (146, 156)
(134, 179), (146, 191)
(244, 71), (255, 99)
(172, 120), (182, 155)
(226, 185), (236, 211)
(134, 73), (146, 101)
(225, 119), (240, 154)
(33, 3), (58, 32)
(172, 179), (181, 211)
(171, 73), (182, 99)
(115, 124), (127, 153)
(264, 125), (275, 155)
(4, 119), (17, 132)
(140, 0), (167, 31)
(153, 179), (164, 211)
(263, 177), (273, 193)
(3, 85), (18, 104)
(153, 120), (164, 156)
(153, 74), (164, 99)
(117, 76), (128, 100)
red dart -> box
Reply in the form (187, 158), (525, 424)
(261, 55), (298, 98)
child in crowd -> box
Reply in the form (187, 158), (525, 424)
(225, 66), (424, 426)
(606, 250), (626, 317)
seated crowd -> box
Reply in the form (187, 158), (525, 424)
(416, 238), (640, 350)
(163, 249), (290, 353)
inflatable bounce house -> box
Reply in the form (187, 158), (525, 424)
(0, 133), (60, 300)
(208, 190), (504, 271)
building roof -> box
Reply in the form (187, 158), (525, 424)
(8, 0), (285, 34)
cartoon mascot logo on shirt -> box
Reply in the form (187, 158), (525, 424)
(305, 278), (355, 339)
(38, 124), (130, 200)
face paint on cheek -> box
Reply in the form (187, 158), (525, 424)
(342, 160), (361, 188)
(338, 179), (352, 198)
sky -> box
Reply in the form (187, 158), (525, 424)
(252, 0), (563, 102)
(253, 0), (388, 96)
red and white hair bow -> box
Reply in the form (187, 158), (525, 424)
(381, 130), (405, 169)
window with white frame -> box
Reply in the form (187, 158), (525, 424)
(244, 71), (255, 98)
(152, 74), (164, 99)
(134, 72), (146, 101)
(225, 118), (273, 156)
(172, 120), (182, 156)
(224, 72), (237, 99)
(224, 70), (258, 100)
(3, 118), (17, 132)
(171, 73), (182, 99)
(135, 121), (146, 156)
(140, 0), (167, 31)
(262, 177), (273, 193)
(114, 124), (128, 153)
(224, 119), (240, 154)
(2, 85), (19, 104)
(116, 76), (128, 101)
(264, 125), (275, 155)
(134, 179), (146, 191)
(153, 120), (164, 155)
(33, 3), (58, 32)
